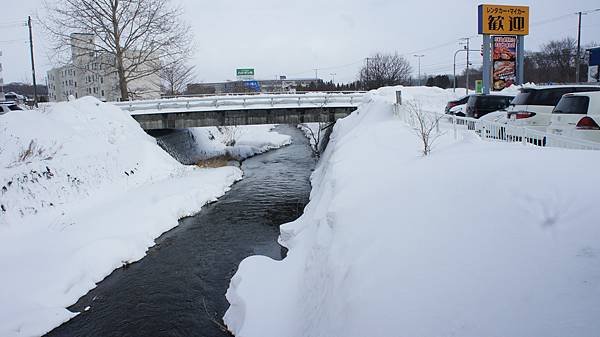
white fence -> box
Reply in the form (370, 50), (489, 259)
(396, 106), (600, 151)
(113, 92), (366, 115)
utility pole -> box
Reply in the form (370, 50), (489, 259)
(313, 68), (319, 80)
(464, 38), (470, 95)
(413, 54), (424, 86)
(575, 11), (582, 83)
(330, 73), (336, 84)
(28, 16), (38, 107)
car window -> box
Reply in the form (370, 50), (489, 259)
(467, 95), (477, 106)
(552, 96), (590, 114)
(476, 96), (512, 109)
(513, 87), (600, 106)
(8, 105), (23, 111)
(534, 89), (573, 106)
(458, 96), (469, 105)
(512, 90), (531, 105)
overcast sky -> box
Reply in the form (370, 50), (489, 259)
(1, 0), (599, 85)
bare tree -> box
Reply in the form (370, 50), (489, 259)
(527, 38), (577, 83)
(158, 57), (197, 96)
(43, 0), (193, 100)
(216, 126), (243, 147)
(407, 102), (443, 156)
(299, 123), (326, 158)
(359, 52), (412, 90)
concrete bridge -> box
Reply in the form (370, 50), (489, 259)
(112, 92), (366, 130)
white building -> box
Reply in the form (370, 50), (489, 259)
(47, 33), (160, 102)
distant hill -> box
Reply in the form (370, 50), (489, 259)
(2, 82), (48, 97)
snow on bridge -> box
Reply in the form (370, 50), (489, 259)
(112, 92), (366, 129)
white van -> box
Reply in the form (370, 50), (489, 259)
(547, 91), (600, 143)
(506, 85), (600, 131)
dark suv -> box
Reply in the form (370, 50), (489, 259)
(463, 94), (514, 118)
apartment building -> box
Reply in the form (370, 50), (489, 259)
(47, 33), (160, 102)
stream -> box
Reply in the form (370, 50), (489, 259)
(45, 125), (315, 337)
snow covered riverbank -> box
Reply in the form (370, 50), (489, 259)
(225, 86), (600, 337)
(0, 97), (289, 336)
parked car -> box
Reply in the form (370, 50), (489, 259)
(445, 96), (469, 114)
(3, 92), (26, 104)
(547, 91), (600, 143)
(0, 102), (23, 115)
(505, 85), (600, 131)
(464, 94), (514, 119)
(445, 94), (513, 118)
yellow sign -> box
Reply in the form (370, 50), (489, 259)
(478, 4), (529, 35)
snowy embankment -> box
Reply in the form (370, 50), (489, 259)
(225, 86), (600, 337)
(0, 97), (288, 337)
(188, 125), (291, 161)
(297, 123), (321, 148)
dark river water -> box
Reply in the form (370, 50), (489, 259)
(45, 125), (315, 337)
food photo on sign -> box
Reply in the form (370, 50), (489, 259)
(492, 35), (517, 90)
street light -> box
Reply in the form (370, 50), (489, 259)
(453, 49), (480, 93)
(413, 54), (425, 86)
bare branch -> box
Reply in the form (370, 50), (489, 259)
(41, 0), (194, 100)
(407, 102), (444, 156)
(359, 52), (412, 90)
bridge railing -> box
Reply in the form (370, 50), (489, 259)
(113, 92), (366, 114)
(158, 90), (367, 100)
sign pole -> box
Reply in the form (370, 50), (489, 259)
(517, 35), (525, 85)
(482, 34), (491, 94)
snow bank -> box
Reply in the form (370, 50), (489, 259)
(0, 97), (245, 336)
(188, 125), (291, 161)
(224, 86), (600, 337)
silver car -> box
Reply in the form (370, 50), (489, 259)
(0, 102), (23, 115)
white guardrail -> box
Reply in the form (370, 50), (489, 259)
(112, 92), (366, 115)
(397, 107), (600, 151)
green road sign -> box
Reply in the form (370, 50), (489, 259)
(236, 68), (255, 76)
(475, 80), (483, 94)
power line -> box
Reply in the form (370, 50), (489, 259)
(0, 23), (27, 29)
(285, 59), (364, 77)
(0, 19), (26, 25)
(0, 39), (28, 45)
(239, 7), (600, 83)
(578, 8), (600, 15)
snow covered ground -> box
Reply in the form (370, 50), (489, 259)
(225, 86), (600, 337)
(0, 97), (289, 337)
(187, 125), (291, 160)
